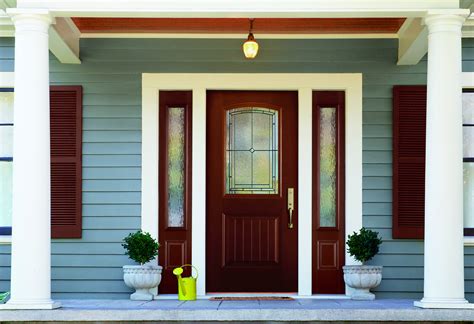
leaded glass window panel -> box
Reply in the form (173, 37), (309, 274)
(226, 107), (279, 194)
(167, 107), (185, 227)
(319, 107), (337, 227)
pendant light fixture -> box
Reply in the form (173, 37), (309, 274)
(243, 19), (259, 59)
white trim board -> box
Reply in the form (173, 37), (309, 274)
(13, 1), (461, 18)
(141, 73), (363, 297)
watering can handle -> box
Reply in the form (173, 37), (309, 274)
(180, 264), (198, 280)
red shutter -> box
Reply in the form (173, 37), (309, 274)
(50, 86), (83, 238)
(392, 86), (426, 239)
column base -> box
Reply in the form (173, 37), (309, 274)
(0, 299), (61, 310)
(414, 298), (474, 309)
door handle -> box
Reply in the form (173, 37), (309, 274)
(287, 188), (294, 229)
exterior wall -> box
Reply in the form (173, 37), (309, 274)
(0, 36), (473, 299)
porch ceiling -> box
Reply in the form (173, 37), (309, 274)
(71, 18), (406, 34)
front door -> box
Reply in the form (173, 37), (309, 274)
(206, 91), (298, 292)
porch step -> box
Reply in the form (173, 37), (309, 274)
(0, 299), (473, 322)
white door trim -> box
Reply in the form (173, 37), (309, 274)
(141, 73), (363, 296)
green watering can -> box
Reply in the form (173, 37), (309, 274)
(172, 264), (198, 301)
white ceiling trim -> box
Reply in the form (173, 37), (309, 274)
(13, 0), (461, 18)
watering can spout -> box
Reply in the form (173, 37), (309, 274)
(173, 264), (198, 301)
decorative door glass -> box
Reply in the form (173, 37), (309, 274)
(319, 107), (337, 227)
(225, 107), (279, 194)
(167, 107), (185, 227)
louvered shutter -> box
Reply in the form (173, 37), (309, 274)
(392, 86), (426, 239)
(50, 86), (82, 238)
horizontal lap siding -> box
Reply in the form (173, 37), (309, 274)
(52, 45), (142, 296)
(0, 37), (473, 300)
(0, 37), (14, 71)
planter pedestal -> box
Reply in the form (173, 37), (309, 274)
(343, 265), (382, 300)
(123, 265), (163, 301)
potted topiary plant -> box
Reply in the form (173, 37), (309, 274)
(122, 230), (162, 300)
(343, 227), (383, 300)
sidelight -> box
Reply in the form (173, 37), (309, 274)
(319, 107), (337, 227)
(167, 107), (186, 227)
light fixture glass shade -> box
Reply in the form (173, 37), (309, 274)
(243, 33), (259, 59)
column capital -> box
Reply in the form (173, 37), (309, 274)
(424, 11), (467, 34)
(6, 9), (53, 34)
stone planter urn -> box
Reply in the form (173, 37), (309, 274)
(123, 265), (163, 300)
(343, 265), (382, 300)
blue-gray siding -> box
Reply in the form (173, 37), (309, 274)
(0, 37), (473, 299)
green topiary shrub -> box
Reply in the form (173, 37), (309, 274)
(122, 230), (160, 265)
(346, 228), (382, 264)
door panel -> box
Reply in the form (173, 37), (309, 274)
(222, 213), (280, 266)
(206, 91), (298, 292)
(158, 91), (192, 293)
(312, 91), (345, 294)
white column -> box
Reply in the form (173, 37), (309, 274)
(4, 10), (60, 310)
(415, 13), (472, 309)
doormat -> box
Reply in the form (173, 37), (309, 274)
(210, 296), (294, 301)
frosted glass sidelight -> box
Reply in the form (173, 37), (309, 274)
(167, 107), (185, 227)
(226, 107), (278, 194)
(319, 108), (337, 227)
(464, 163), (474, 228)
(0, 163), (12, 227)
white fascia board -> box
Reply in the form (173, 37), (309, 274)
(15, 0), (458, 18)
(397, 17), (428, 65)
(49, 17), (81, 64)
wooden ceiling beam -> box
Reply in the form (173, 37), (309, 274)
(71, 18), (406, 34)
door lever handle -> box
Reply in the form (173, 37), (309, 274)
(288, 188), (294, 229)
(288, 208), (294, 229)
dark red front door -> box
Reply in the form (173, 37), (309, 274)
(206, 91), (298, 292)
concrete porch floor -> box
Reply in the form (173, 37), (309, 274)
(1, 299), (474, 322)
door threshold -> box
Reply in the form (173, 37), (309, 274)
(154, 293), (349, 300)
